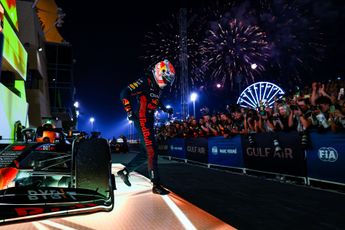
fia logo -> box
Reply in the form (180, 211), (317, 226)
(318, 147), (338, 162)
(211, 146), (218, 155)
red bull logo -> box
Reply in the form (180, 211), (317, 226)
(139, 118), (153, 146)
(139, 118), (155, 169)
(139, 96), (147, 117)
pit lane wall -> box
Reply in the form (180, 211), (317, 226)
(0, 1), (29, 144)
(158, 131), (345, 186)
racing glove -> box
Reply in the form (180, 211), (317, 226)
(127, 111), (137, 121)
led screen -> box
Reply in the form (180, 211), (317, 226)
(0, 84), (28, 144)
(0, 0), (18, 30)
(0, 4), (4, 32)
(2, 16), (27, 80)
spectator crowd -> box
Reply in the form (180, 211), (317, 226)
(155, 80), (345, 147)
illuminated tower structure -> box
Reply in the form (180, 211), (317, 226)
(17, 0), (52, 128)
(34, 0), (76, 131)
(179, 8), (189, 119)
(0, 0), (29, 144)
(45, 42), (75, 131)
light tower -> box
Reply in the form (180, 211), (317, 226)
(179, 8), (189, 120)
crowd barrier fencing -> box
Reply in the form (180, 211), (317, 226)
(306, 132), (345, 186)
(157, 131), (345, 186)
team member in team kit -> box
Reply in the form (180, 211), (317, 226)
(119, 60), (175, 195)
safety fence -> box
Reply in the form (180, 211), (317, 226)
(157, 131), (345, 186)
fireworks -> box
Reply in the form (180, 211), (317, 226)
(257, 0), (324, 81)
(199, 18), (271, 87)
(142, 13), (204, 89)
(142, 0), (326, 89)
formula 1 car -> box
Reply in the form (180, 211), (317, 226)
(109, 136), (129, 153)
(0, 129), (115, 224)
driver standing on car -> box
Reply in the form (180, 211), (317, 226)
(118, 59), (175, 195)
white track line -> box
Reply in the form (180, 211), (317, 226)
(162, 195), (197, 230)
(39, 220), (77, 230)
(32, 222), (50, 230)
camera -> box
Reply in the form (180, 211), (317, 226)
(290, 105), (298, 110)
(259, 109), (267, 116)
(248, 135), (255, 146)
(301, 130), (309, 149)
(316, 113), (329, 129)
(200, 107), (210, 115)
(273, 138), (282, 154)
(272, 113), (280, 120)
(258, 104), (266, 116)
(338, 88), (344, 100)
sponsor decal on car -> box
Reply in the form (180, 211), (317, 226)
(35, 143), (55, 151)
(14, 203), (98, 217)
(27, 189), (77, 201)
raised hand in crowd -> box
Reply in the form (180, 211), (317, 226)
(311, 82), (319, 105)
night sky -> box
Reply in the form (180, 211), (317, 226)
(57, 1), (178, 138)
(56, 0), (345, 139)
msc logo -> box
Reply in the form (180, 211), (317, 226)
(318, 147), (338, 162)
(170, 145), (183, 151)
(211, 146), (237, 155)
(211, 146), (218, 155)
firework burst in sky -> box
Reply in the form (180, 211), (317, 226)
(197, 0), (326, 87)
(199, 18), (271, 87)
(257, 0), (325, 82)
(143, 0), (328, 90)
(142, 13), (204, 89)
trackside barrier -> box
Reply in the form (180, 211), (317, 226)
(167, 138), (186, 159)
(208, 136), (244, 169)
(185, 138), (208, 163)
(306, 132), (345, 185)
(162, 131), (345, 186)
(241, 131), (306, 177)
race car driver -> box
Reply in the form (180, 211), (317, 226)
(118, 59), (175, 195)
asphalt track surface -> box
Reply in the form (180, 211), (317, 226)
(1, 152), (344, 230)
(133, 153), (345, 230)
(0, 153), (234, 230)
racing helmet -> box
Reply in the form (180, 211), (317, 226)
(152, 59), (176, 89)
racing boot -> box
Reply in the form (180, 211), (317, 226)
(150, 170), (170, 195)
(152, 183), (170, 195)
(117, 168), (131, 186)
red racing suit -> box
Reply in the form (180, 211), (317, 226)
(120, 74), (167, 183)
